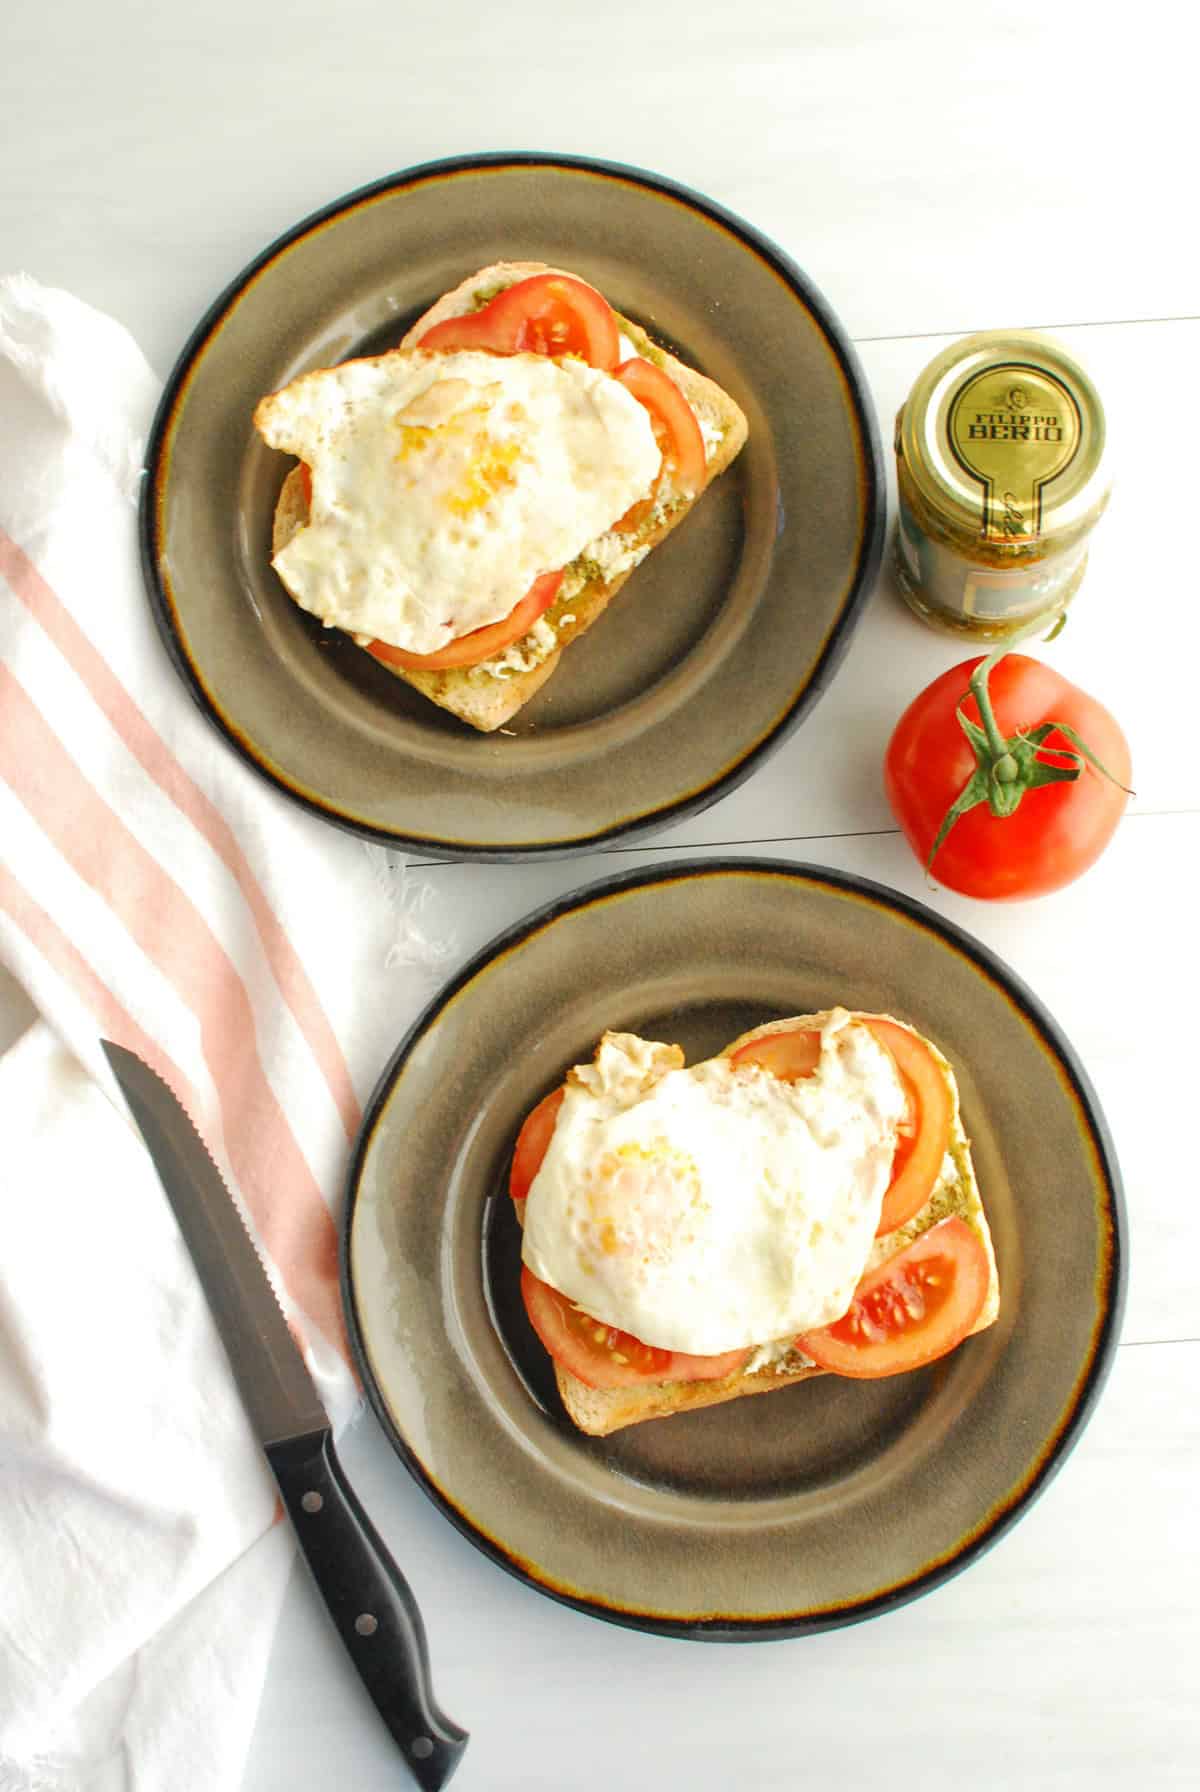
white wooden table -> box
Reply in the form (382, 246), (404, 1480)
(5, 3), (1198, 1786)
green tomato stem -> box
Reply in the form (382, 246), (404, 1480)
(966, 613), (1056, 762)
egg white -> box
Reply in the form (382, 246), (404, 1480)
(255, 348), (661, 656)
(520, 1012), (908, 1355)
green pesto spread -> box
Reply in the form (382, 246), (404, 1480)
(612, 311), (668, 367)
(470, 282), (508, 310)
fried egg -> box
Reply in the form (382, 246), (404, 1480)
(254, 349), (661, 656)
(520, 1011), (908, 1355)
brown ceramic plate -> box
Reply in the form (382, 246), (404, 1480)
(141, 153), (883, 858)
(343, 859), (1125, 1639)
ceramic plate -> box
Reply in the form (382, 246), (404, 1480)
(343, 859), (1125, 1639)
(141, 154), (883, 858)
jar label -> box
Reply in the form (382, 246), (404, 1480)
(948, 363), (1082, 542)
(897, 496), (1087, 625)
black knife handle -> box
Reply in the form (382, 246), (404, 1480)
(266, 1429), (468, 1790)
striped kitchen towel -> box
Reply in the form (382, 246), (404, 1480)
(0, 274), (452, 1792)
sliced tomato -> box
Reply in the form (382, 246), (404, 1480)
(726, 1017), (951, 1237)
(416, 274), (621, 372)
(610, 358), (707, 529)
(509, 1086), (564, 1203)
(727, 1027), (821, 1080)
(797, 1217), (989, 1379)
(365, 570), (563, 673)
(863, 1018), (953, 1235)
(520, 1268), (749, 1391)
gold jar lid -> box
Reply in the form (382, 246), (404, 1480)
(896, 330), (1110, 553)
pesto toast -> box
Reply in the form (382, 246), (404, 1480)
(264, 261), (748, 733)
(516, 1012), (999, 1439)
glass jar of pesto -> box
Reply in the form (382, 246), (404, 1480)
(893, 330), (1111, 640)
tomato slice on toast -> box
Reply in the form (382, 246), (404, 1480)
(365, 570), (563, 673)
(863, 1017), (953, 1234)
(520, 1268), (750, 1391)
(509, 1086), (565, 1204)
(728, 1017), (952, 1236)
(416, 274), (621, 372)
(797, 1217), (989, 1378)
(611, 358), (707, 529)
(727, 1027), (822, 1080)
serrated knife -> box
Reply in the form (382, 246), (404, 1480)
(101, 1041), (468, 1791)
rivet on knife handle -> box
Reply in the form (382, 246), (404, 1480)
(267, 1429), (467, 1790)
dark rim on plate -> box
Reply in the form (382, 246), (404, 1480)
(139, 151), (885, 859)
(340, 856), (1127, 1641)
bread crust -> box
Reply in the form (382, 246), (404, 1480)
(265, 261), (749, 732)
(528, 1012), (1000, 1438)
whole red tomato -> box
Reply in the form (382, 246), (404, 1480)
(885, 653), (1132, 900)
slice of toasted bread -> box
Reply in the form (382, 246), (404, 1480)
(536, 1013), (999, 1438)
(265, 261), (748, 732)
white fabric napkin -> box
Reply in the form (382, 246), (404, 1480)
(0, 274), (454, 1792)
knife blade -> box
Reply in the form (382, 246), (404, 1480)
(101, 1041), (468, 1791)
